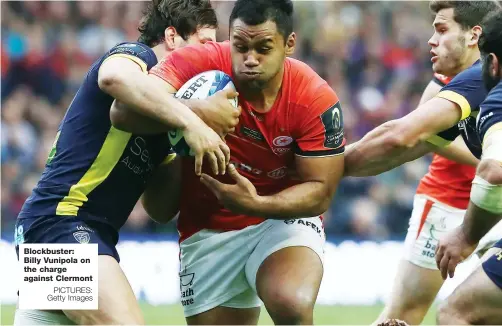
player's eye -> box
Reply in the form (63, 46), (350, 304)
(259, 47), (272, 53)
(234, 44), (248, 53)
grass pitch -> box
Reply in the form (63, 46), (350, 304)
(1, 303), (437, 325)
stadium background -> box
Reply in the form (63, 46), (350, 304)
(0, 1), (483, 324)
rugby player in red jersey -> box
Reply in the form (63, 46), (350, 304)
(114, 0), (345, 323)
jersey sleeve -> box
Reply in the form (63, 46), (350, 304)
(149, 42), (227, 90)
(101, 42), (157, 72)
(478, 82), (502, 144)
(294, 83), (345, 157)
(435, 63), (487, 121)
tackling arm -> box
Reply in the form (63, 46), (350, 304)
(461, 126), (502, 244)
(98, 57), (204, 132)
(344, 97), (462, 176)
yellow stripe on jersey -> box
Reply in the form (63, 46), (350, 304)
(436, 90), (471, 120)
(426, 134), (452, 148)
(102, 54), (148, 73)
(56, 127), (132, 216)
(483, 122), (502, 147)
(160, 153), (177, 165)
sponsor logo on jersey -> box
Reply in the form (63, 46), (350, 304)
(267, 166), (287, 179)
(273, 136), (293, 147)
(241, 126), (265, 142)
(272, 147), (291, 156)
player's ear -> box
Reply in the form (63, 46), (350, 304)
(469, 25), (482, 47)
(489, 53), (500, 77)
(285, 32), (296, 56)
(164, 26), (177, 51)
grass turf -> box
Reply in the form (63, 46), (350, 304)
(1, 303), (437, 325)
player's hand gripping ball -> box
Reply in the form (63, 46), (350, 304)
(169, 70), (238, 156)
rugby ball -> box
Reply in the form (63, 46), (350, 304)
(168, 70), (238, 156)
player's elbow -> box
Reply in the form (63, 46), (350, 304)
(312, 183), (334, 216)
(98, 69), (127, 95)
(477, 159), (502, 185)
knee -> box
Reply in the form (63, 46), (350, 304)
(262, 288), (316, 325)
(387, 297), (433, 325)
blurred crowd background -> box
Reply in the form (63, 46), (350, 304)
(2, 1), (437, 240)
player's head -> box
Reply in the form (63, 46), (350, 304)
(479, 10), (502, 92)
(138, 0), (217, 49)
(428, 0), (500, 76)
(229, 0), (296, 90)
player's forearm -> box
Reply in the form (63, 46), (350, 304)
(462, 159), (502, 243)
(100, 70), (200, 131)
(255, 181), (333, 219)
(344, 121), (431, 176)
(461, 202), (501, 245)
(110, 101), (169, 134)
(110, 97), (209, 135)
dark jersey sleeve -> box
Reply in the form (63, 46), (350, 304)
(101, 42), (158, 72)
(435, 62), (487, 121)
(478, 82), (502, 143)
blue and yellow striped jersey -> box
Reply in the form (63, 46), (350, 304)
(430, 61), (488, 158)
(19, 42), (174, 230)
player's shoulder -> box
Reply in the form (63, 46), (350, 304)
(101, 41), (157, 70)
(286, 57), (335, 102)
(479, 82), (502, 121)
(478, 82), (502, 140)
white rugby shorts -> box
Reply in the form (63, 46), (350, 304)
(404, 194), (502, 270)
(178, 217), (325, 317)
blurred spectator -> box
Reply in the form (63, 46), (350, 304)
(1, 1), (437, 240)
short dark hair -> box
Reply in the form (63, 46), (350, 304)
(138, 0), (217, 47)
(429, 1), (501, 30)
(229, 0), (294, 40)
(479, 10), (502, 60)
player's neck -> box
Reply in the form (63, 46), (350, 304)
(461, 49), (481, 72)
(240, 66), (285, 113)
(151, 44), (170, 61)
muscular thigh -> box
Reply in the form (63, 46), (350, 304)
(249, 217), (325, 308)
(186, 306), (260, 325)
(63, 255), (143, 325)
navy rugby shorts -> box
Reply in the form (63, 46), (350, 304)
(482, 238), (502, 289)
(15, 215), (120, 261)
